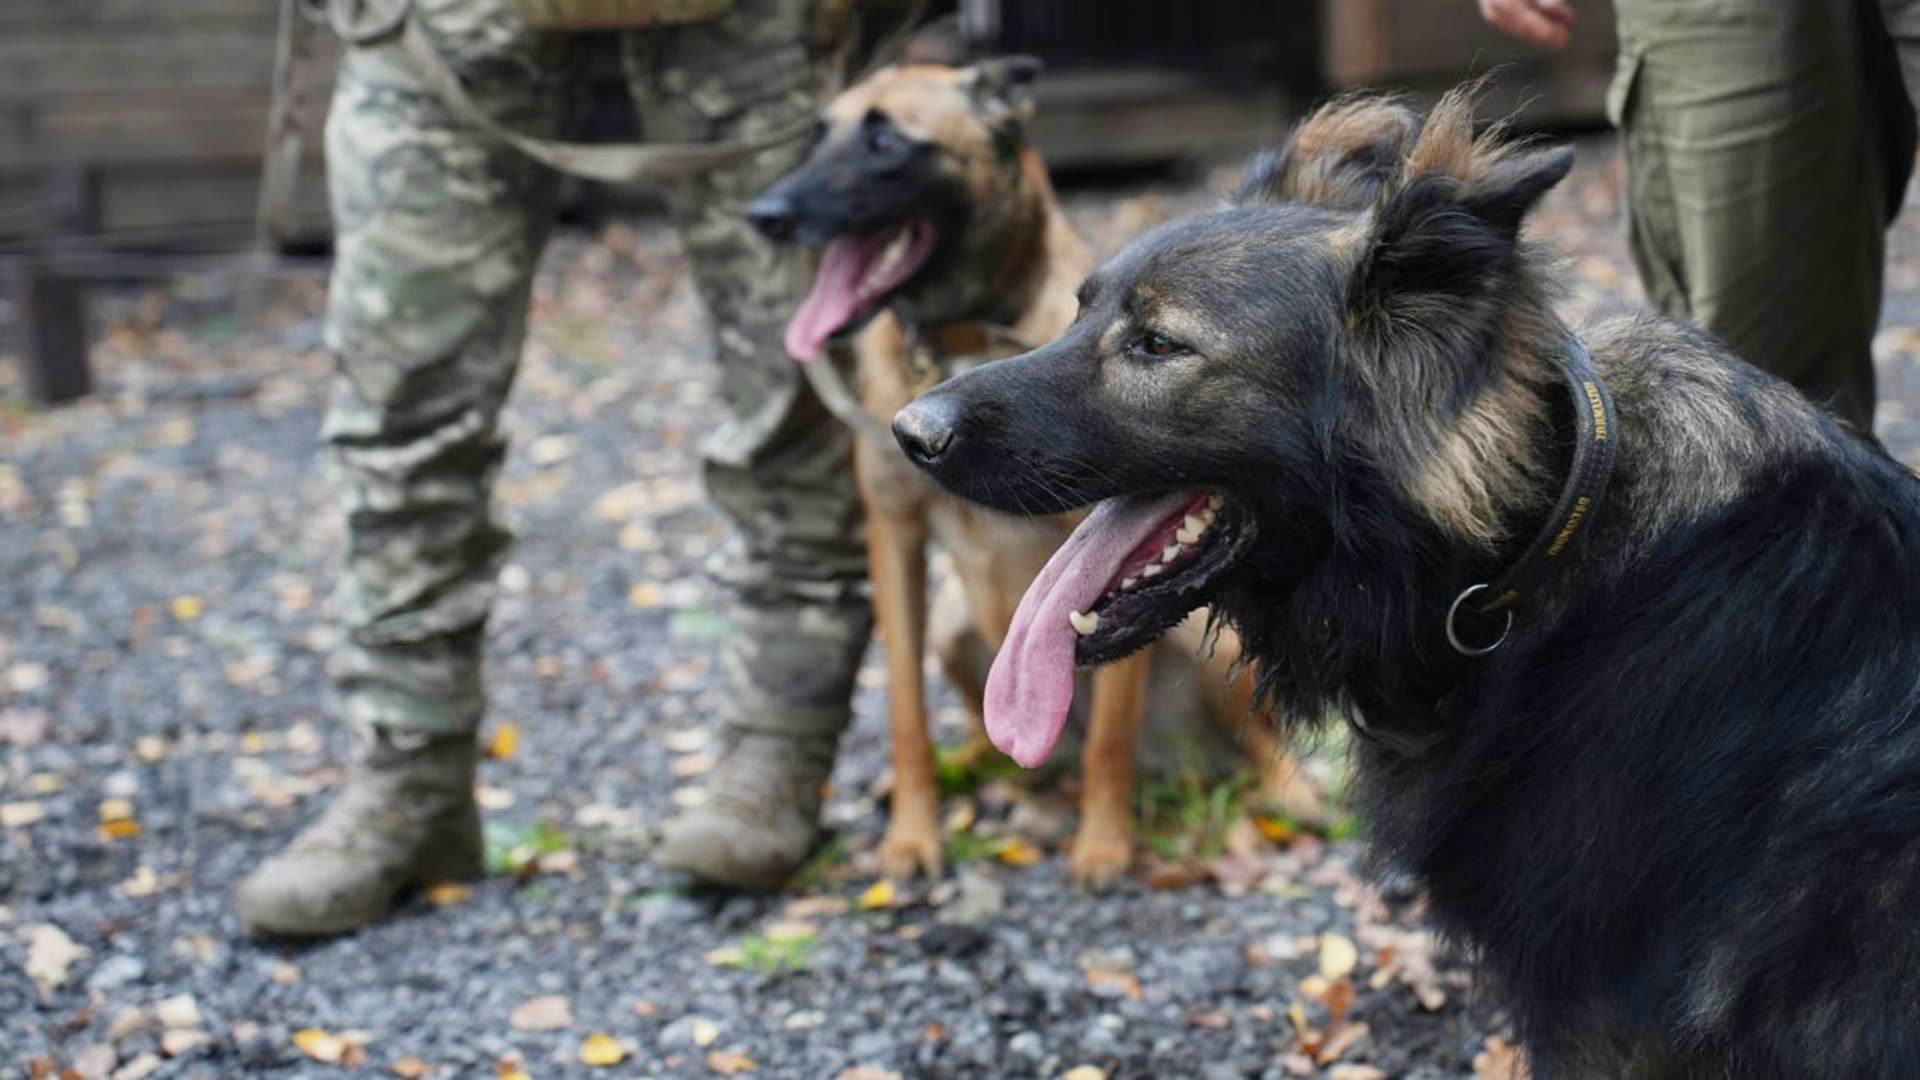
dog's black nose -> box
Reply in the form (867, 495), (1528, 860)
(893, 396), (958, 466)
(747, 193), (796, 242)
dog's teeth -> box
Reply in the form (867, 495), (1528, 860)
(1141, 564), (1163, 578)
(1162, 543), (1182, 563)
(1069, 610), (1099, 636)
(1121, 577), (1138, 590)
(1197, 508), (1216, 526)
(1177, 514), (1206, 543)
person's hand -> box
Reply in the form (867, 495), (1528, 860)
(1477, 0), (1575, 50)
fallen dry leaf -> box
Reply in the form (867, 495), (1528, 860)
(1, 801), (45, 827)
(707, 1049), (756, 1075)
(292, 1027), (346, 1064)
(690, 1018), (721, 1048)
(508, 995), (574, 1031)
(837, 1068), (906, 1080)
(1254, 814), (1296, 843)
(486, 723), (519, 760)
(169, 596), (204, 621)
(996, 837), (1044, 867)
(1061, 1068), (1107, 1080)
(1325, 977), (1355, 1024)
(119, 866), (182, 898)
(425, 883), (472, 906)
(22, 923), (88, 991)
(389, 1055), (434, 1079)
(762, 919), (817, 943)
(662, 727), (711, 753)
(1084, 969), (1143, 1000)
(1316, 1021), (1370, 1066)
(1319, 933), (1359, 980)
(1327, 1067), (1386, 1080)
(578, 1033), (627, 1067)
(857, 879), (897, 910)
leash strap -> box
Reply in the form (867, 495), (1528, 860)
(341, 0), (924, 185)
(1447, 335), (1617, 656)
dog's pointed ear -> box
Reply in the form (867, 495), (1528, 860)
(1462, 144), (1574, 238)
(1352, 142), (1572, 308)
(964, 55), (1043, 128)
(1237, 97), (1419, 211)
(902, 13), (970, 67)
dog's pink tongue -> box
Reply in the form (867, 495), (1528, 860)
(985, 491), (1192, 767)
(784, 236), (871, 362)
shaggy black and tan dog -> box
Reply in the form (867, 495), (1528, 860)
(892, 89), (1920, 1076)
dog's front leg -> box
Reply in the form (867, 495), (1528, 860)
(1072, 653), (1151, 889)
(866, 504), (944, 882)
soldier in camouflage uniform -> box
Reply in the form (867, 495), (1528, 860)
(236, 0), (872, 935)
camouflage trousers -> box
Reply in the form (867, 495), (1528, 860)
(322, 0), (871, 738)
(1610, 0), (1920, 432)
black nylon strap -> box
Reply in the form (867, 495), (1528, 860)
(1449, 335), (1617, 650)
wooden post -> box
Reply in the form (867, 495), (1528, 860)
(9, 259), (92, 406)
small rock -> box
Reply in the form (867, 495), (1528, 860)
(160, 1028), (212, 1057)
(87, 955), (146, 991)
(71, 1044), (117, 1080)
(152, 993), (201, 1029)
(508, 994), (574, 1031)
(111, 1053), (162, 1080)
(106, 1008), (152, 1043)
(935, 870), (1004, 928)
(783, 1010), (826, 1031)
(848, 1031), (890, 1059)
(1008, 1031), (1044, 1059)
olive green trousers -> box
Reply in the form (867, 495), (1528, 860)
(1610, 0), (1920, 432)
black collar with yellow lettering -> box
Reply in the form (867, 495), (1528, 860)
(1444, 335), (1617, 657)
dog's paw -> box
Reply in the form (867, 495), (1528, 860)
(879, 820), (945, 882)
(1068, 822), (1133, 890)
(1260, 763), (1329, 830)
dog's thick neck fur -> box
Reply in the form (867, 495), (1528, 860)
(1222, 92), (1581, 738)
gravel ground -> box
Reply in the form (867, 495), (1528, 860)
(5, 137), (1920, 1080)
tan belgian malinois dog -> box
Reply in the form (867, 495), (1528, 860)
(749, 53), (1322, 887)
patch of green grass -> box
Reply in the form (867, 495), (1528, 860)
(933, 741), (1071, 797)
(1138, 761), (1258, 863)
(788, 833), (850, 893)
(714, 929), (817, 975)
(943, 828), (1004, 866)
(484, 818), (575, 875)
(668, 603), (728, 641)
(1326, 813), (1363, 842)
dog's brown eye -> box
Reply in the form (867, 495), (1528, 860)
(1141, 332), (1183, 357)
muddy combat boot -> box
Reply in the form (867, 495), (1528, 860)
(656, 730), (837, 890)
(235, 726), (481, 936)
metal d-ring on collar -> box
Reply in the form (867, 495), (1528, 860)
(1446, 583), (1513, 657)
(1443, 334), (1617, 659)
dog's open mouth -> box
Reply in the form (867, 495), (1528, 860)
(983, 490), (1253, 767)
(783, 219), (938, 361)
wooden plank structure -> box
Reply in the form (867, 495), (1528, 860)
(2, 0), (1612, 406)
